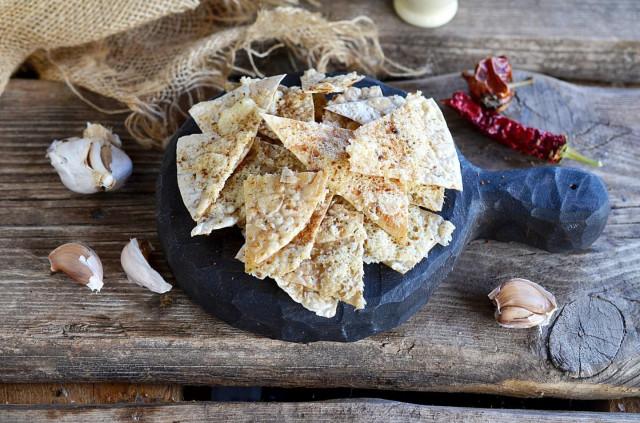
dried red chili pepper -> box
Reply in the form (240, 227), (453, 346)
(442, 91), (601, 167)
(462, 56), (533, 112)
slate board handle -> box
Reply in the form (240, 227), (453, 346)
(474, 166), (610, 253)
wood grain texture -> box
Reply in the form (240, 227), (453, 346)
(0, 77), (638, 399)
(318, 0), (640, 84)
(0, 383), (181, 405)
(0, 399), (638, 422)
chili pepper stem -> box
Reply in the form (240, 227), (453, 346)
(507, 77), (535, 89)
(562, 146), (602, 167)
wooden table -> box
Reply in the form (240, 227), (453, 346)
(1, 0), (639, 421)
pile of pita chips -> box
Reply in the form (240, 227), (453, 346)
(176, 69), (462, 318)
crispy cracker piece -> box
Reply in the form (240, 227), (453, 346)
(275, 200), (367, 314)
(327, 86), (384, 105)
(348, 92), (463, 191)
(237, 193), (333, 279)
(364, 205), (455, 274)
(189, 74), (284, 134)
(259, 86), (314, 140)
(408, 184), (446, 212)
(261, 115), (409, 243)
(191, 137), (305, 236)
(274, 264), (339, 318)
(301, 69), (365, 94)
(325, 95), (406, 125)
(177, 98), (262, 220)
(312, 93), (328, 122)
(244, 169), (328, 267)
(322, 110), (361, 130)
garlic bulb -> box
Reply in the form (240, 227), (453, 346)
(49, 243), (104, 292)
(47, 123), (132, 194)
(488, 278), (557, 328)
(121, 238), (172, 294)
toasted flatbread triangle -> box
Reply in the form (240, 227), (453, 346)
(301, 69), (365, 94)
(408, 184), (446, 212)
(189, 74), (284, 133)
(327, 86), (384, 106)
(275, 200), (367, 314)
(325, 95), (406, 125)
(177, 98), (262, 220)
(364, 205), (455, 274)
(274, 263), (339, 318)
(261, 114), (351, 168)
(191, 138), (305, 236)
(244, 169), (328, 266)
(261, 115), (409, 243)
(259, 86), (314, 140)
(238, 193), (333, 279)
(348, 92), (463, 191)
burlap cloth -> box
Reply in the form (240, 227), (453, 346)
(1, 0), (420, 148)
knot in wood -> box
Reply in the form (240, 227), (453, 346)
(548, 296), (625, 378)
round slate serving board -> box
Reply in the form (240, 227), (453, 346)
(156, 73), (610, 343)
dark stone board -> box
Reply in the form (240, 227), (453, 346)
(156, 73), (610, 343)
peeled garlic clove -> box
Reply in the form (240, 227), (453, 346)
(49, 243), (104, 292)
(488, 278), (557, 329)
(46, 124), (132, 194)
(121, 238), (172, 294)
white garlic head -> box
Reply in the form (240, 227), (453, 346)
(47, 123), (132, 194)
(488, 278), (558, 329)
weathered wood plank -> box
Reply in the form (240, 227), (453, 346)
(0, 399), (637, 423)
(319, 0), (640, 84)
(0, 383), (181, 405)
(0, 78), (639, 399)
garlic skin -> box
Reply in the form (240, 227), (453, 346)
(488, 278), (557, 329)
(121, 238), (172, 294)
(49, 243), (104, 292)
(46, 123), (132, 194)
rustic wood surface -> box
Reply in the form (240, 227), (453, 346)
(319, 0), (640, 85)
(0, 72), (638, 399)
(0, 399), (638, 423)
(0, 383), (181, 405)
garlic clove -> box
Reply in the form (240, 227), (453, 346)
(46, 124), (132, 194)
(121, 238), (172, 294)
(494, 306), (548, 328)
(488, 278), (557, 329)
(83, 122), (122, 147)
(49, 243), (104, 292)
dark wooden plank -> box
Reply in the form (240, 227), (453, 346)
(0, 400), (637, 422)
(0, 78), (639, 399)
(319, 0), (640, 84)
(0, 383), (181, 405)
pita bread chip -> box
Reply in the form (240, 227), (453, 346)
(325, 95), (406, 125)
(301, 69), (365, 94)
(239, 193), (332, 278)
(261, 115), (408, 243)
(177, 98), (262, 220)
(244, 169), (328, 266)
(348, 92), (463, 191)
(364, 205), (455, 274)
(322, 110), (361, 130)
(274, 265), (339, 318)
(191, 138), (305, 236)
(312, 93), (328, 122)
(259, 86), (314, 140)
(327, 164), (408, 243)
(408, 184), (446, 212)
(327, 86), (383, 105)
(189, 74), (284, 133)
(261, 115), (352, 169)
(276, 200), (367, 312)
